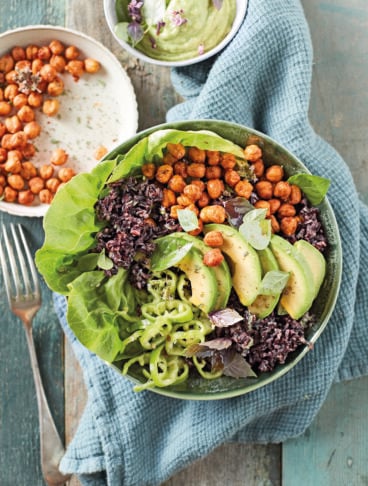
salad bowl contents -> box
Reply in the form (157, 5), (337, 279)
(36, 120), (341, 399)
(104, 0), (248, 66)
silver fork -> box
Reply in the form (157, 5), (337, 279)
(0, 223), (72, 486)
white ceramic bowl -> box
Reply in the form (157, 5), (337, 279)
(103, 0), (248, 67)
(0, 25), (138, 217)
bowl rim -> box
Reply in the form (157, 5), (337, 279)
(103, 0), (248, 67)
(101, 119), (343, 400)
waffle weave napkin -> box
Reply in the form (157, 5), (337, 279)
(55, 0), (368, 484)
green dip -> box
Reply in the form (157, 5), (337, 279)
(116, 0), (237, 62)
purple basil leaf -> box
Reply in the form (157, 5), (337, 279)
(223, 197), (255, 228)
(212, 0), (224, 10)
(127, 21), (144, 44)
(185, 338), (232, 357)
(222, 350), (257, 378)
(209, 308), (244, 327)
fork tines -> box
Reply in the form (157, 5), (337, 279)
(0, 223), (40, 303)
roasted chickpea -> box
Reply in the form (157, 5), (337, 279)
(207, 179), (224, 199)
(177, 195), (192, 207)
(252, 159), (265, 178)
(4, 151), (22, 173)
(205, 165), (222, 180)
(17, 105), (35, 123)
(220, 153), (236, 170)
(162, 188), (176, 208)
(39, 188), (54, 204)
(0, 186), (3, 198)
(199, 205), (226, 224)
(280, 216), (299, 236)
(65, 60), (84, 80)
(273, 181), (292, 201)
(13, 93), (28, 110)
(197, 191), (211, 209)
(203, 248), (224, 267)
(7, 174), (25, 190)
(50, 148), (68, 166)
(186, 163), (205, 179)
(23, 121), (41, 139)
(206, 150), (221, 166)
(26, 44), (39, 60)
(183, 184), (202, 202)
(224, 169), (241, 188)
(155, 164), (173, 184)
(0, 88), (3, 102)
(191, 179), (206, 192)
(45, 177), (61, 193)
(254, 200), (271, 218)
(188, 147), (206, 164)
(42, 98), (60, 116)
(278, 203), (296, 218)
(9, 131), (28, 149)
(168, 174), (186, 193)
(28, 176), (45, 194)
(255, 180), (273, 200)
(11, 46), (26, 61)
(31, 58), (44, 74)
(36, 79), (48, 94)
(93, 145), (108, 160)
(187, 218), (203, 237)
(3, 186), (18, 202)
(0, 148), (7, 163)
(203, 230), (224, 248)
(37, 46), (51, 61)
(234, 180), (253, 199)
(0, 121), (6, 138)
(265, 165), (284, 182)
(1, 134), (13, 150)
(17, 189), (34, 205)
(268, 198), (281, 215)
(0, 54), (14, 73)
(49, 54), (66, 72)
(270, 215), (280, 233)
(28, 92), (43, 108)
(65, 45), (80, 60)
(47, 76), (64, 96)
(162, 152), (177, 165)
(5, 115), (22, 134)
(22, 142), (36, 160)
(58, 167), (75, 182)
(84, 58), (101, 74)
(0, 101), (12, 116)
(141, 163), (156, 179)
(38, 164), (54, 180)
(166, 142), (186, 160)
(0, 175), (5, 186)
(173, 161), (188, 178)
(4, 83), (19, 101)
(5, 70), (17, 84)
(20, 161), (37, 179)
(15, 60), (31, 71)
(170, 204), (184, 219)
(288, 184), (302, 205)
(244, 144), (262, 162)
(49, 40), (65, 55)
(39, 63), (57, 83)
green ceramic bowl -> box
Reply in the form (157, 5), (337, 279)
(104, 119), (342, 400)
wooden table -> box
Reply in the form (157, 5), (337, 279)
(1, 1), (368, 485)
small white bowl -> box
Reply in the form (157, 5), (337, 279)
(103, 0), (248, 67)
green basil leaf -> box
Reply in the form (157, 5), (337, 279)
(259, 270), (290, 296)
(177, 208), (199, 232)
(242, 207), (267, 223)
(287, 173), (330, 205)
(97, 249), (114, 270)
(151, 236), (193, 272)
(239, 218), (271, 250)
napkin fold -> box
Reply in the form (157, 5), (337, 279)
(55, 0), (368, 484)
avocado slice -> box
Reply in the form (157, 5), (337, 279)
(248, 247), (280, 318)
(294, 240), (326, 299)
(175, 247), (218, 314)
(204, 224), (262, 306)
(269, 235), (315, 319)
(168, 233), (231, 310)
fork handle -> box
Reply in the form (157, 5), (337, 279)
(25, 327), (72, 486)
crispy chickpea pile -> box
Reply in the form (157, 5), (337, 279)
(0, 40), (101, 206)
(141, 142), (306, 267)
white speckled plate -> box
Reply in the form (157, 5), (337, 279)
(0, 25), (138, 217)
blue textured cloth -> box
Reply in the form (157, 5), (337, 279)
(55, 0), (368, 484)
